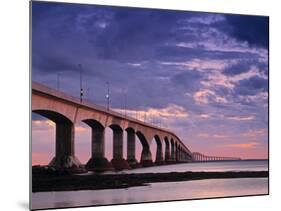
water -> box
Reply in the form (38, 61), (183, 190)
(31, 160), (268, 210)
(109, 160), (268, 174)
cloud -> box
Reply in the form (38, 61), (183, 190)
(213, 134), (228, 139)
(223, 60), (252, 75)
(193, 89), (228, 104)
(201, 62), (267, 92)
(238, 91), (268, 104)
(187, 14), (225, 25)
(75, 125), (87, 133)
(197, 133), (209, 138)
(241, 129), (267, 137)
(32, 119), (55, 131)
(224, 115), (255, 121)
(199, 114), (210, 119)
(234, 76), (268, 96)
(127, 63), (143, 67)
(223, 141), (260, 149)
(223, 15), (269, 49)
(161, 58), (229, 71)
(113, 104), (189, 121)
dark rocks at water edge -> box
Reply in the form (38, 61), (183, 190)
(32, 169), (268, 193)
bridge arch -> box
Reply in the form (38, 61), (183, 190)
(33, 109), (73, 124)
(32, 109), (82, 171)
(136, 131), (153, 166)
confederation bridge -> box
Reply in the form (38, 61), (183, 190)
(32, 82), (240, 172)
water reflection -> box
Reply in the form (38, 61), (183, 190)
(32, 178), (268, 210)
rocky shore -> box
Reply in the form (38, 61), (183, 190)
(32, 167), (268, 193)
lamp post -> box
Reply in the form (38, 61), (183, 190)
(78, 64), (83, 103)
(106, 82), (110, 111)
(124, 92), (127, 117)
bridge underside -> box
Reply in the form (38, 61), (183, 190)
(32, 111), (193, 172)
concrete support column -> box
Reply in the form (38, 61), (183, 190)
(171, 142), (175, 161)
(176, 145), (179, 162)
(175, 144), (178, 162)
(111, 128), (130, 170)
(155, 143), (164, 164)
(85, 124), (112, 172)
(56, 123), (74, 156)
(180, 151), (183, 161)
(140, 147), (153, 166)
(127, 129), (138, 167)
(164, 141), (171, 162)
(49, 122), (83, 172)
(113, 129), (123, 159)
(91, 127), (104, 158)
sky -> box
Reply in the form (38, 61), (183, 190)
(31, 1), (269, 165)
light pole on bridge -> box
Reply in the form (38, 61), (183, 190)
(106, 81), (110, 111)
(78, 64), (84, 103)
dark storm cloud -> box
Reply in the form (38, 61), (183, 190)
(88, 7), (196, 62)
(234, 76), (268, 96)
(170, 70), (204, 92)
(222, 15), (269, 49)
(223, 59), (255, 75)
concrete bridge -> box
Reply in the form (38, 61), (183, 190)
(192, 152), (241, 162)
(32, 82), (193, 172)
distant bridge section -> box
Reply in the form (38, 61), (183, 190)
(192, 152), (241, 162)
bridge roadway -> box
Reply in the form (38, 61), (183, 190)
(32, 82), (193, 172)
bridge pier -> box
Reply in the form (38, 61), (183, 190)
(170, 140), (176, 162)
(164, 138), (172, 163)
(84, 120), (113, 172)
(126, 129), (139, 168)
(140, 148), (153, 166)
(175, 144), (179, 162)
(155, 146), (164, 165)
(49, 122), (84, 172)
(110, 126), (130, 170)
(155, 136), (164, 165)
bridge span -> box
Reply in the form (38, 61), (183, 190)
(32, 82), (194, 172)
(192, 152), (241, 162)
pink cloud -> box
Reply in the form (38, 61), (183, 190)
(193, 89), (228, 104)
(223, 142), (260, 149)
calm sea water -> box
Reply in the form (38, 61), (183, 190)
(31, 160), (269, 210)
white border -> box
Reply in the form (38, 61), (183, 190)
(1, 0), (280, 211)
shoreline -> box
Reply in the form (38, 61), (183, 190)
(32, 170), (268, 193)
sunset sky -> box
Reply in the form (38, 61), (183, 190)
(32, 1), (268, 165)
